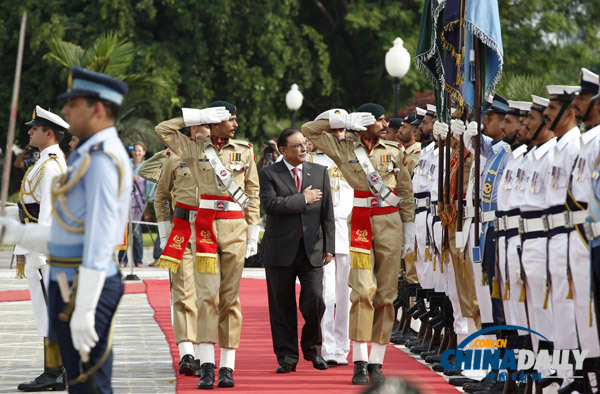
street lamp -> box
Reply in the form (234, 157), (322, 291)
(286, 83), (303, 128)
(385, 37), (411, 117)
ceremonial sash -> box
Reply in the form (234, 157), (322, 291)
(479, 147), (508, 253)
(156, 202), (198, 273)
(195, 195), (244, 274)
(349, 190), (399, 269)
(353, 144), (402, 207)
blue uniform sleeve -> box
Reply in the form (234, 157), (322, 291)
(82, 153), (124, 272)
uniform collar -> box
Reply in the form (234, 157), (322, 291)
(73, 127), (117, 159)
(406, 142), (421, 154)
(433, 147), (439, 157)
(492, 140), (509, 155)
(555, 126), (580, 151)
(423, 141), (435, 153)
(582, 124), (600, 144)
(511, 144), (528, 159)
(39, 143), (62, 159)
(534, 137), (557, 160)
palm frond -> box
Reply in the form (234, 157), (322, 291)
(497, 73), (550, 101)
(43, 37), (85, 68)
(83, 32), (135, 76)
(121, 73), (169, 88)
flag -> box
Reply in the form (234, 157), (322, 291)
(415, 0), (449, 123)
(441, 0), (468, 114)
(462, 0), (503, 113)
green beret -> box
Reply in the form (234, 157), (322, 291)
(387, 118), (403, 130)
(209, 100), (237, 115)
(357, 103), (385, 119)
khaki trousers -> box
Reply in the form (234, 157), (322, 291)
(172, 242), (197, 344)
(348, 212), (402, 344)
(195, 218), (247, 348)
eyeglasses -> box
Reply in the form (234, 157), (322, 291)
(288, 141), (309, 150)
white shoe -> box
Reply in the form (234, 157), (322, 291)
(323, 353), (338, 365)
(334, 353), (348, 366)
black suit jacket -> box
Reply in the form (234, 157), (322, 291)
(258, 160), (335, 267)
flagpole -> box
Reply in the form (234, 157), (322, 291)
(1, 12), (27, 216)
(473, 36), (482, 246)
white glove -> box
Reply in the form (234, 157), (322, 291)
(401, 222), (416, 258)
(464, 121), (479, 149)
(70, 266), (106, 353)
(182, 107), (231, 126)
(0, 217), (50, 255)
(330, 112), (375, 131)
(157, 221), (171, 249)
(246, 224), (260, 258)
(26, 253), (46, 270)
(433, 121), (448, 140)
(451, 119), (466, 140)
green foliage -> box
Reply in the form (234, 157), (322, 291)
(496, 73), (550, 101)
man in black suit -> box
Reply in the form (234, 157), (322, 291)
(259, 128), (336, 373)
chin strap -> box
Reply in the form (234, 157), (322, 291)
(530, 120), (546, 142)
(549, 101), (572, 132)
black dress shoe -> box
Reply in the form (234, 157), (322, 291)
(179, 354), (196, 376)
(443, 369), (464, 376)
(218, 367), (234, 388)
(304, 355), (328, 370)
(352, 361), (369, 385)
(462, 379), (492, 393)
(448, 376), (479, 386)
(195, 359), (201, 377)
(17, 368), (67, 392)
(276, 362), (297, 373)
(431, 363), (445, 372)
(367, 363), (385, 384)
(197, 363), (215, 389)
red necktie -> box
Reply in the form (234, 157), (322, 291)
(292, 167), (301, 193)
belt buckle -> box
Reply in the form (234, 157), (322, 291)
(518, 218), (525, 235)
(425, 196), (431, 209)
(214, 200), (229, 211)
(564, 211), (572, 228)
(584, 222), (593, 240)
(494, 217), (500, 230)
(542, 215), (550, 232)
(189, 210), (197, 223)
(413, 197), (418, 209)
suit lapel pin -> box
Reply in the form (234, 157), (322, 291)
(306, 172), (311, 177)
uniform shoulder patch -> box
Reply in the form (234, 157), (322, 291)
(231, 139), (253, 149)
(381, 140), (402, 149)
(89, 141), (105, 154)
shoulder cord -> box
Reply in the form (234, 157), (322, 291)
(20, 157), (65, 222)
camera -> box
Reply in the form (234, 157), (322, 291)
(128, 145), (135, 150)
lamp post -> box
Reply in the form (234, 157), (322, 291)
(286, 83), (303, 128)
(385, 37), (411, 117)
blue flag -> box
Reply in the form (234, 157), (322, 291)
(441, 0), (467, 113)
(462, 0), (504, 113)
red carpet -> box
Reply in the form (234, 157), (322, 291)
(0, 281), (146, 302)
(144, 278), (457, 393)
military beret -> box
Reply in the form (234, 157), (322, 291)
(357, 103), (385, 119)
(209, 100), (237, 115)
(387, 118), (403, 130)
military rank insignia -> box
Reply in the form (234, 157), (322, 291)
(550, 166), (559, 188)
(576, 158), (586, 181)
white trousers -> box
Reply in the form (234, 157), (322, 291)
(25, 260), (50, 337)
(505, 236), (529, 334)
(569, 231), (600, 358)
(497, 235), (515, 325)
(521, 238), (554, 352)
(548, 234), (578, 350)
(416, 211), (434, 289)
(431, 219), (447, 293)
(321, 253), (351, 357)
(468, 223), (494, 324)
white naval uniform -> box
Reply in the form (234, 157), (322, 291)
(546, 127), (580, 350)
(496, 144), (528, 329)
(569, 125), (600, 358)
(413, 141), (435, 289)
(15, 144), (66, 336)
(309, 152), (354, 359)
(521, 138), (557, 352)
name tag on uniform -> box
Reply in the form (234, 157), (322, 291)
(349, 159), (359, 163)
(199, 158), (209, 162)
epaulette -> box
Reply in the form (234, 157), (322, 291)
(231, 139), (253, 149)
(381, 140), (403, 150)
(89, 141), (106, 154)
(49, 153), (57, 157)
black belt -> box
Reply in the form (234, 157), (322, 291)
(174, 205), (197, 221)
(18, 202), (40, 223)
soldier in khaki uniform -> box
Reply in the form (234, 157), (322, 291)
(153, 125), (210, 376)
(156, 102), (260, 389)
(302, 103), (415, 385)
(397, 116), (422, 177)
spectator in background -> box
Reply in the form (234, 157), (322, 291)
(119, 141), (154, 267)
(68, 135), (80, 152)
(13, 144), (40, 171)
(257, 139), (280, 170)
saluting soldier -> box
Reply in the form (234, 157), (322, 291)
(11, 106), (69, 392)
(153, 123), (210, 376)
(1, 67), (131, 393)
(302, 103), (415, 385)
(155, 102), (260, 389)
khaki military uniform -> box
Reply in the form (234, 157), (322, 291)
(154, 153), (198, 345)
(404, 142), (422, 177)
(156, 117), (259, 349)
(302, 119), (414, 344)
